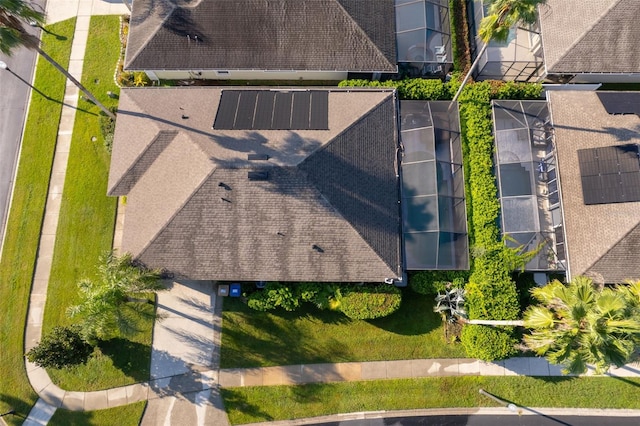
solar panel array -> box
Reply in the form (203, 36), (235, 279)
(597, 92), (640, 115)
(578, 144), (640, 205)
(213, 90), (329, 130)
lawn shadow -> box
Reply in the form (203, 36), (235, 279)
(367, 290), (443, 336)
(98, 338), (151, 383)
(220, 388), (273, 423)
(220, 300), (351, 368)
(0, 392), (30, 421)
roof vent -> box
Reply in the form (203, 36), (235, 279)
(248, 171), (269, 181)
(248, 153), (270, 161)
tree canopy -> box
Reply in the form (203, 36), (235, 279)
(524, 277), (640, 374)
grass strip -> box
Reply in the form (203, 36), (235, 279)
(48, 401), (147, 426)
(221, 290), (466, 369)
(0, 18), (76, 423)
(43, 15), (152, 395)
(222, 376), (640, 424)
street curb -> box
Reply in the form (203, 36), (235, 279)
(236, 407), (640, 426)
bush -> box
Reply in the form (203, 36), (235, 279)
(26, 325), (94, 369)
(99, 107), (117, 152)
(246, 282), (300, 312)
(461, 324), (517, 361)
(338, 284), (402, 320)
(409, 271), (468, 295)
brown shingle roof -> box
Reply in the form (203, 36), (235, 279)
(539, 0), (640, 74)
(548, 91), (640, 283)
(109, 87), (401, 282)
(125, 0), (397, 73)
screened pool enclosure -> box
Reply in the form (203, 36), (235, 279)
(400, 101), (468, 270)
(492, 100), (566, 271)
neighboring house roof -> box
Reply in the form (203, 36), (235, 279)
(125, 0), (397, 73)
(108, 87), (402, 282)
(539, 0), (640, 74)
(548, 91), (640, 283)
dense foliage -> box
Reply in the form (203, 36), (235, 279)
(524, 277), (640, 374)
(461, 324), (518, 361)
(339, 285), (402, 320)
(246, 282), (402, 320)
(409, 271), (469, 296)
(26, 325), (93, 369)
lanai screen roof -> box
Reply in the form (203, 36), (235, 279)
(400, 101), (468, 270)
(493, 100), (565, 271)
(395, 0), (452, 69)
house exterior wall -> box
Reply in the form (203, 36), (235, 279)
(144, 70), (349, 81)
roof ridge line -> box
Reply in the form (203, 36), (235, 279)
(297, 91), (395, 167)
(137, 166), (218, 263)
(109, 129), (178, 195)
(547, 0), (622, 70)
(302, 169), (400, 279)
(583, 220), (640, 280)
(334, 0), (397, 71)
(125, 0), (178, 70)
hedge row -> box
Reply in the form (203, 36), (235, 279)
(246, 282), (402, 320)
(457, 81), (541, 360)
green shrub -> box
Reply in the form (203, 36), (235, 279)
(461, 324), (518, 361)
(26, 325), (94, 369)
(246, 282), (300, 312)
(99, 107), (117, 152)
(409, 271), (468, 295)
(338, 284), (402, 320)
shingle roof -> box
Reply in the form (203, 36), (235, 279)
(125, 0), (397, 73)
(548, 91), (640, 283)
(109, 87), (402, 282)
(539, 0), (640, 74)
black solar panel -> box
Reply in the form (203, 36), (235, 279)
(578, 144), (640, 205)
(291, 92), (311, 130)
(235, 91), (258, 129)
(310, 91), (329, 130)
(213, 90), (329, 130)
(213, 91), (240, 129)
(272, 92), (293, 129)
(254, 91), (275, 129)
(597, 92), (640, 115)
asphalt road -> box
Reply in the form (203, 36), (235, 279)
(309, 414), (640, 426)
(0, 6), (44, 248)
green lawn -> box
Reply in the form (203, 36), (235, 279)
(48, 401), (147, 426)
(222, 376), (640, 424)
(0, 19), (76, 423)
(221, 289), (466, 368)
(42, 16), (152, 397)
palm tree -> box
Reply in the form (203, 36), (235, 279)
(67, 252), (166, 342)
(450, 0), (547, 104)
(523, 277), (640, 375)
(0, 0), (116, 119)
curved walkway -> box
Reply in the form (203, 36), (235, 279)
(16, 1), (640, 425)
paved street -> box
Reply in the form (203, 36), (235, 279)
(308, 415), (640, 426)
(0, 0), (45, 248)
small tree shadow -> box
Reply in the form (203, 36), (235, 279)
(98, 338), (152, 383)
(219, 388), (273, 423)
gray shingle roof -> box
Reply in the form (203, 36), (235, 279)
(548, 91), (640, 283)
(109, 87), (401, 282)
(540, 0), (640, 74)
(125, 0), (397, 73)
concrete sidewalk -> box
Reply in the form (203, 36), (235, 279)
(218, 356), (640, 388)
